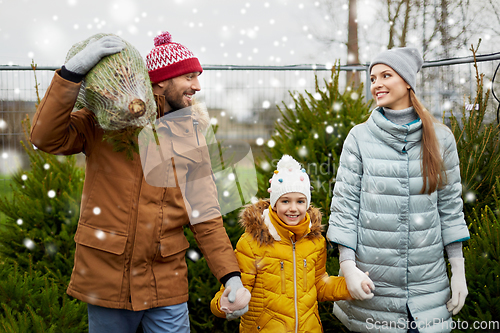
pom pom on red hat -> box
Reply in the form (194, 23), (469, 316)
(154, 31), (172, 46)
(146, 30), (203, 84)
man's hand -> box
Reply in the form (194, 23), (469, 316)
(222, 277), (250, 320)
(447, 258), (468, 315)
(340, 260), (375, 300)
(65, 35), (125, 75)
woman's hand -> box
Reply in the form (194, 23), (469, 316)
(340, 260), (375, 300)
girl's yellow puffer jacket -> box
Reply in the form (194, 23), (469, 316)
(211, 199), (351, 332)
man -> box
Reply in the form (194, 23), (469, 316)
(30, 31), (248, 333)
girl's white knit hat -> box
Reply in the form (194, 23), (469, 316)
(268, 155), (311, 208)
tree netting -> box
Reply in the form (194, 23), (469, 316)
(65, 33), (157, 131)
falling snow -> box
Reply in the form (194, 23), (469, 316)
(23, 238), (35, 250)
(187, 249), (200, 262)
(261, 161), (271, 171)
(95, 230), (106, 240)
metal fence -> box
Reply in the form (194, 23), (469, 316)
(1, 53), (499, 179)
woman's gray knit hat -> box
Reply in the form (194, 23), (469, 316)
(369, 47), (423, 92)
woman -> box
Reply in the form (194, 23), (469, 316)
(326, 47), (469, 333)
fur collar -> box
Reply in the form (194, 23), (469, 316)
(191, 102), (210, 132)
(239, 199), (324, 246)
(154, 94), (210, 132)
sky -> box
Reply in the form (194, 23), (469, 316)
(2, 0), (499, 68)
(0, 0), (369, 67)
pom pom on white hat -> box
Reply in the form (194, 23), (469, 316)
(268, 155), (311, 208)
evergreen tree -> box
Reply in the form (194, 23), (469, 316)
(0, 261), (87, 333)
(0, 117), (84, 284)
(0, 64), (88, 331)
(456, 178), (500, 332)
(256, 66), (372, 332)
(256, 65), (372, 221)
(447, 42), (500, 216)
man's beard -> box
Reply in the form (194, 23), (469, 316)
(164, 88), (192, 112)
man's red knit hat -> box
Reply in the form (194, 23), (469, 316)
(146, 31), (203, 84)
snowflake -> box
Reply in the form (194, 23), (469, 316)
(23, 238), (35, 250)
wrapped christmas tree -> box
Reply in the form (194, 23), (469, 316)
(65, 33), (156, 131)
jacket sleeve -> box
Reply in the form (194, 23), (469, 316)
(210, 234), (256, 318)
(326, 130), (363, 250)
(30, 70), (97, 155)
(187, 136), (241, 282)
(438, 128), (470, 246)
(189, 216), (240, 283)
(315, 239), (351, 302)
(210, 286), (228, 318)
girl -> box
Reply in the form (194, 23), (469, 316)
(327, 47), (469, 333)
(211, 155), (373, 332)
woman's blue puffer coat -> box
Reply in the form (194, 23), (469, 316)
(327, 108), (470, 333)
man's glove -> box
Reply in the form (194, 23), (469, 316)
(220, 287), (251, 320)
(65, 35), (125, 75)
(447, 258), (468, 315)
(340, 260), (375, 300)
(223, 276), (250, 320)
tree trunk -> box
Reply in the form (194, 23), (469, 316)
(347, 0), (360, 86)
(400, 0), (411, 46)
(440, 0), (451, 58)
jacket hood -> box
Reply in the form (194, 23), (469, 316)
(239, 199), (324, 246)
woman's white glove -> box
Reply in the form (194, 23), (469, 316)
(340, 260), (375, 300)
(65, 35), (125, 75)
(447, 258), (468, 315)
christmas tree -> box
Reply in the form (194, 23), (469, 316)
(0, 116), (84, 285)
(447, 42), (500, 216)
(0, 63), (88, 331)
(449, 43), (500, 331)
(456, 178), (500, 332)
(256, 64), (372, 220)
(0, 122), (87, 331)
(0, 261), (87, 332)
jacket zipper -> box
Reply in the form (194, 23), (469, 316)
(193, 120), (199, 145)
(303, 259), (307, 292)
(292, 241), (298, 333)
(280, 261), (286, 293)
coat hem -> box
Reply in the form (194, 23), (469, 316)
(67, 287), (189, 311)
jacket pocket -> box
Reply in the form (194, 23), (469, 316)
(172, 139), (202, 163)
(154, 230), (190, 301)
(159, 229), (190, 257)
(71, 223), (127, 301)
(74, 223), (127, 255)
(254, 309), (286, 332)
